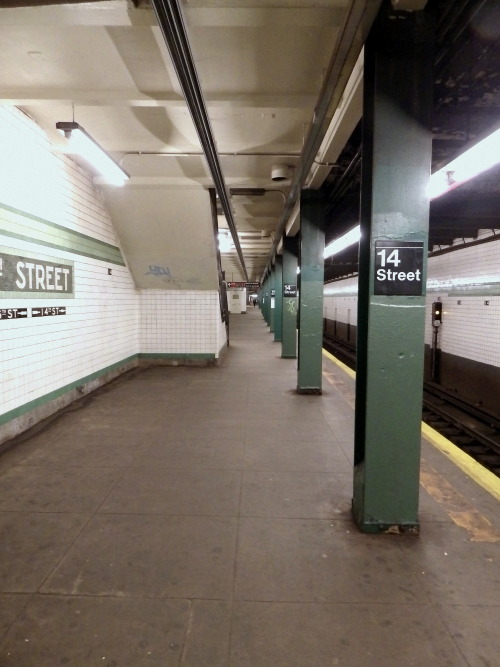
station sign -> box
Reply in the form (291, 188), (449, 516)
(373, 241), (424, 296)
(0, 249), (74, 298)
(0, 308), (28, 320)
(226, 281), (260, 290)
(32, 307), (67, 317)
(284, 284), (297, 297)
(1, 306), (67, 321)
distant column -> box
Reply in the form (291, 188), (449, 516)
(274, 256), (283, 342)
(297, 189), (325, 394)
(269, 267), (275, 334)
(353, 4), (434, 533)
(281, 236), (298, 359)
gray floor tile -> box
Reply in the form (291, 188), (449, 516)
(0, 595), (190, 666)
(0, 595), (29, 639)
(235, 517), (428, 604)
(17, 436), (145, 467)
(397, 521), (500, 605)
(42, 514), (237, 599)
(136, 437), (244, 469)
(0, 512), (88, 592)
(436, 603), (500, 667)
(100, 468), (241, 515)
(241, 471), (352, 519)
(243, 437), (351, 473)
(181, 600), (232, 667)
(230, 601), (468, 667)
(246, 418), (334, 442)
(0, 466), (123, 513)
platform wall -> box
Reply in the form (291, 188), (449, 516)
(0, 107), (224, 446)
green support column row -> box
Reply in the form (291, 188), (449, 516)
(297, 190), (325, 394)
(281, 236), (298, 359)
(274, 256), (283, 342)
(353, 4), (435, 533)
(269, 268), (275, 334)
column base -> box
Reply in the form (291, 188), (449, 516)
(296, 387), (322, 395)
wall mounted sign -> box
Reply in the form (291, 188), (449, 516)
(374, 241), (424, 296)
(0, 248), (74, 298)
(284, 284), (297, 297)
(0, 306), (67, 320)
(32, 307), (67, 317)
(0, 308), (28, 320)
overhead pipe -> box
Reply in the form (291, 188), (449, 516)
(150, 0), (248, 281)
(260, 0), (382, 282)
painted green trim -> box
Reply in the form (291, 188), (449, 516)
(0, 355), (138, 427)
(0, 201), (125, 266)
(139, 353), (216, 361)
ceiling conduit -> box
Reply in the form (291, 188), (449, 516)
(260, 0), (382, 282)
(150, 0), (248, 281)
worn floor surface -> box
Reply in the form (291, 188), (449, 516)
(0, 308), (499, 666)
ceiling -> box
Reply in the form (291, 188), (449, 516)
(0, 0), (374, 288)
(0, 0), (498, 288)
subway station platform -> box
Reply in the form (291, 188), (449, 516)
(0, 307), (499, 666)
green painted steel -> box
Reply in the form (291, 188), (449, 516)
(297, 190), (324, 393)
(273, 256), (283, 342)
(281, 236), (298, 359)
(269, 268), (275, 333)
(262, 276), (270, 325)
(353, 5), (434, 533)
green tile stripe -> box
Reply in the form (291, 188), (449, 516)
(0, 201), (125, 266)
(0, 355), (138, 427)
(0, 353), (216, 427)
(139, 353), (216, 362)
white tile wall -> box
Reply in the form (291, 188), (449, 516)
(426, 241), (500, 367)
(323, 239), (500, 369)
(0, 106), (227, 435)
(0, 107), (139, 419)
(139, 289), (220, 355)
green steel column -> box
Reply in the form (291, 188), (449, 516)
(269, 268), (275, 334)
(281, 236), (298, 359)
(353, 4), (435, 533)
(262, 275), (269, 325)
(274, 256), (283, 342)
(297, 190), (325, 394)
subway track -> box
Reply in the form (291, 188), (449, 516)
(323, 335), (500, 478)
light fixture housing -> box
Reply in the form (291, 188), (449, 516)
(56, 121), (129, 186)
(324, 226), (361, 259)
(427, 127), (500, 200)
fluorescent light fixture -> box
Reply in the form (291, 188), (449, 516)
(218, 231), (234, 252)
(56, 121), (129, 186)
(428, 127), (500, 200)
(324, 226), (361, 258)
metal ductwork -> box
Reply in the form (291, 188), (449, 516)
(150, 0), (248, 281)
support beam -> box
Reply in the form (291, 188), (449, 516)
(274, 256), (283, 343)
(281, 236), (298, 359)
(297, 190), (325, 394)
(353, 2), (435, 533)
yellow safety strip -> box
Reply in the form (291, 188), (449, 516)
(420, 459), (500, 542)
(322, 347), (500, 504)
(321, 348), (356, 379)
(421, 422), (500, 503)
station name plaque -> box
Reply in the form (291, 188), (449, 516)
(374, 241), (424, 296)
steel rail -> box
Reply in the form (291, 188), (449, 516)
(150, 0), (248, 281)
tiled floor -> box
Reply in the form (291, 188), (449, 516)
(0, 308), (499, 665)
